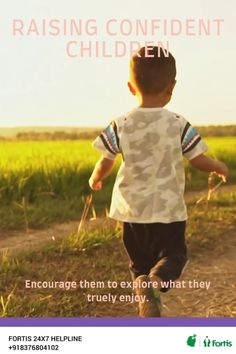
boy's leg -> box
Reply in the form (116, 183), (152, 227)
(122, 222), (157, 280)
(148, 221), (188, 292)
(122, 222), (162, 317)
(122, 221), (187, 316)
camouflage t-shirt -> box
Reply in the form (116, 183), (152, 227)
(92, 107), (208, 223)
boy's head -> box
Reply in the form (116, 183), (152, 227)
(128, 46), (176, 104)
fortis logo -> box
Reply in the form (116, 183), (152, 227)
(187, 334), (233, 348)
(203, 336), (232, 348)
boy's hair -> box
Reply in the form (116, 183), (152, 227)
(130, 46), (176, 95)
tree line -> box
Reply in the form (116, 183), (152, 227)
(0, 125), (235, 140)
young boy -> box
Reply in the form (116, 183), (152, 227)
(89, 46), (228, 317)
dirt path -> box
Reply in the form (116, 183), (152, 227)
(82, 205), (236, 318)
(161, 237), (236, 317)
(0, 221), (80, 255)
(68, 209), (235, 318)
(0, 185), (235, 255)
(0, 218), (116, 255)
(85, 232), (236, 318)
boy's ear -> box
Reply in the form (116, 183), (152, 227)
(166, 80), (176, 95)
(127, 81), (136, 96)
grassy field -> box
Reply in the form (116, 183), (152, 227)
(0, 137), (235, 230)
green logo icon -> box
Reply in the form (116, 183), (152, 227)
(187, 334), (197, 347)
(204, 336), (211, 347)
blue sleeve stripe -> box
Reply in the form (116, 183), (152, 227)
(181, 122), (191, 142)
(112, 121), (120, 150)
(99, 121), (120, 156)
(100, 134), (116, 155)
(182, 123), (201, 153)
(183, 136), (201, 153)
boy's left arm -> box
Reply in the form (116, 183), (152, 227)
(89, 157), (115, 191)
(189, 154), (228, 179)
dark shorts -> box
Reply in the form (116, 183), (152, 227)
(123, 221), (187, 292)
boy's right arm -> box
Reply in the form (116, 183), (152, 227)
(190, 154), (228, 179)
(89, 120), (121, 190)
(89, 157), (115, 191)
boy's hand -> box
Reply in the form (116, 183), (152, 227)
(89, 157), (115, 191)
(89, 178), (102, 191)
(190, 154), (229, 181)
(214, 161), (229, 181)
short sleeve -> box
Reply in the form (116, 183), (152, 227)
(92, 120), (120, 160)
(179, 116), (208, 160)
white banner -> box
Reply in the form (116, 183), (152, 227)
(1, 326), (235, 354)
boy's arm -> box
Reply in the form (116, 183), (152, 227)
(179, 116), (228, 179)
(190, 154), (228, 179)
(89, 120), (121, 190)
(89, 157), (115, 191)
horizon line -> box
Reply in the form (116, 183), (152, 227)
(1, 123), (236, 129)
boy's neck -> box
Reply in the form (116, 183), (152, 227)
(138, 93), (170, 108)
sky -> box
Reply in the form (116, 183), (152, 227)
(0, 0), (235, 127)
